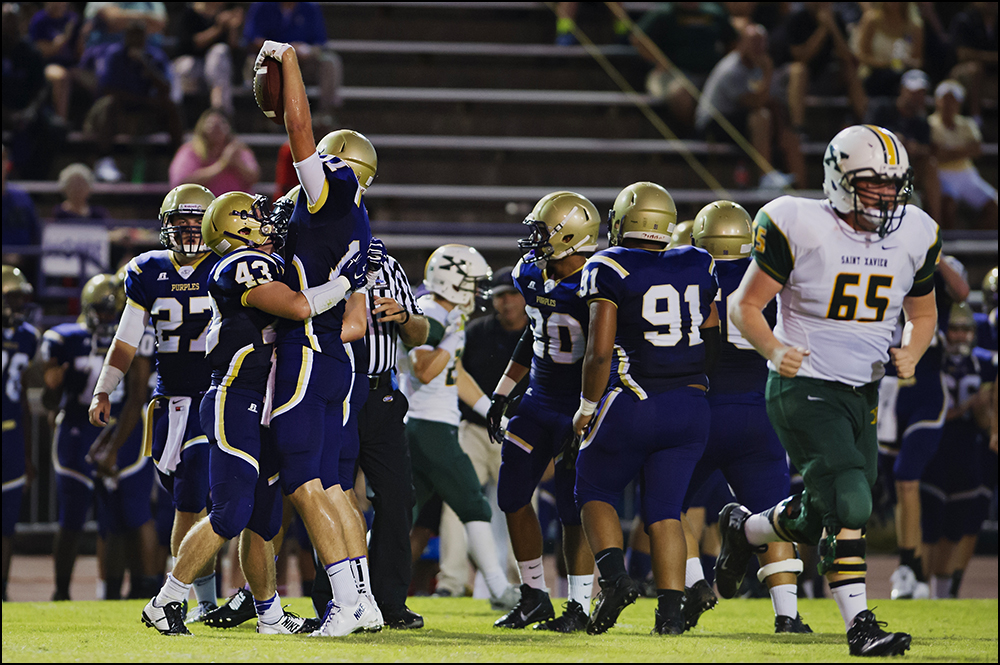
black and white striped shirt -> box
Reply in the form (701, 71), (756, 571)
(364, 254), (422, 375)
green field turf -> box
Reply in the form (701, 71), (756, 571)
(2, 597), (997, 662)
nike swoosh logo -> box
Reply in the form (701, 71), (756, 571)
(806, 395), (825, 402)
(528, 564), (541, 570)
(881, 246), (896, 251)
(531, 575), (543, 580)
(849, 592), (864, 598)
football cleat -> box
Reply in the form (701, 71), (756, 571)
(847, 609), (912, 657)
(494, 585), (555, 629)
(533, 600), (589, 633)
(890, 565), (917, 600)
(310, 596), (376, 637)
(775, 613), (813, 634)
(652, 607), (685, 636)
(683, 579), (718, 631)
(383, 606), (424, 630)
(586, 575), (640, 635)
(256, 610), (320, 635)
(715, 503), (765, 599)
(202, 588), (256, 628)
(142, 598), (192, 636)
(185, 600), (218, 624)
(490, 584), (521, 612)
(362, 594), (384, 633)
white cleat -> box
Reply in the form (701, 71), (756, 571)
(912, 581), (931, 600)
(142, 598), (192, 636)
(363, 595), (384, 633)
(490, 584), (521, 612)
(256, 611), (320, 635)
(310, 597), (376, 637)
(890, 565), (918, 600)
(185, 600), (218, 624)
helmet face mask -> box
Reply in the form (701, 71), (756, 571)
(202, 193), (282, 256)
(1, 265), (33, 329)
(946, 302), (976, 356)
(159, 184), (216, 255)
(424, 244), (492, 314)
(517, 191), (599, 264)
(823, 125), (913, 238)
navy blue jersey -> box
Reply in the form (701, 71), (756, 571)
(711, 257), (775, 395)
(41, 324), (123, 422)
(205, 248), (284, 394)
(124, 250), (219, 397)
(942, 347), (996, 444)
(512, 258), (590, 411)
(2, 322), (39, 429)
(277, 154), (372, 357)
(580, 245), (719, 397)
(974, 310), (997, 352)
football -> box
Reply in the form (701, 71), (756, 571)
(253, 56), (284, 126)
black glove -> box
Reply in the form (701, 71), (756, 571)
(486, 393), (510, 444)
(561, 430), (583, 471)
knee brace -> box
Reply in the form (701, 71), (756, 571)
(768, 493), (820, 544)
(817, 532), (867, 583)
(756, 557), (805, 583)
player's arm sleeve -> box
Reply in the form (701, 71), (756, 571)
(294, 150), (327, 207)
(115, 298), (151, 347)
(908, 227), (943, 297)
(512, 327), (534, 367)
(424, 317), (446, 348)
(750, 210), (794, 285)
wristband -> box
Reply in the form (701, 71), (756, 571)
(438, 332), (462, 357)
(94, 365), (124, 397)
(473, 395), (490, 419)
(302, 275), (350, 317)
(495, 375), (517, 397)
(578, 396), (597, 417)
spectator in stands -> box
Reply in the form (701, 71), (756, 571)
(83, 22), (182, 183)
(54, 163), (110, 223)
(632, 2), (737, 135)
(695, 23), (807, 190)
(168, 108), (259, 195)
(929, 80), (999, 231)
(864, 69), (942, 223)
(171, 2), (244, 116)
(243, 2), (342, 119)
(80, 2), (167, 50)
(28, 2), (84, 124)
(1, 145), (41, 277)
(553, 2), (629, 47)
(783, 2), (867, 135)
(853, 2), (924, 101)
(948, 2), (997, 128)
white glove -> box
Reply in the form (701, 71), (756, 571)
(255, 40), (293, 70)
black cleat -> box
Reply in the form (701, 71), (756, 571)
(534, 600), (588, 633)
(715, 503), (765, 599)
(383, 606), (424, 630)
(775, 613), (813, 634)
(142, 598), (192, 636)
(683, 579), (718, 631)
(494, 584), (555, 629)
(847, 609), (912, 657)
(652, 607), (685, 636)
(586, 575), (640, 635)
(202, 588), (255, 628)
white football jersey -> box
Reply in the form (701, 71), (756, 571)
(752, 196), (941, 386)
(397, 295), (462, 425)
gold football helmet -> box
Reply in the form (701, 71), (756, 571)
(608, 182), (676, 246)
(159, 184), (215, 255)
(202, 192), (281, 256)
(983, 266), (998, 309)
(81, 273), (123, 338)
(518, 191), (600, 264)
(692, 201), (753, 260)
(317, 130), (378, 189)
(2, 265), (33, 328)
(668, 220), (695, 248)
(945, 301), (977, 356)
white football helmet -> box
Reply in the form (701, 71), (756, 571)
(424, 244), (492, 313)
(823, 125), (913, 238)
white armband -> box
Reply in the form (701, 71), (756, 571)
(114, 301), (150, 348)
(438, 331), (462, 358)
(293, 149), (326, 206)
(495, 375), (518, 397)
(578, 397), (597, 417)
(302, 275), (351, 318)
(472, 395), (490, 419)
(94, 365), (124, 397)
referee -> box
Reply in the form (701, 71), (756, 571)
(356, 253), (429, 629)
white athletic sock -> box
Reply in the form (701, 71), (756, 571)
(465, 520), (509, 598)
(517, 557), (547, 592)
(769, 583), (799, 619)
(351, 556), (371, 598)
(567, 574), (593, 610)
(255, 593), (284, 624)
(155, 573), (191, 607)
(685, 557), (706, 588)
(326, 559), (360, 606)
(830, 582), (867, 631)
(193, 574), (217, 606)
(745, 513), (781, 547)
(96, 578), (106, 601)
(933, 575), (950, 599)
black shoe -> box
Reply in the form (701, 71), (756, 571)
(383, 606), (424, 630)
(494, 584), (555, 629)
(202, 588), (255, 628)
(683, 579), (718, 631)
(715, 503), (764, 599)
(847, 609), (911, 657)
(586, 575), (640, 635)
(775, 613), (813, 634)
(533, 600), (588, 633)
(652, 607), (685, 635)
(142, 598), (192, 636)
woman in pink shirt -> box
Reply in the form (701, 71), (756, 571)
(168, 108), (259, 194)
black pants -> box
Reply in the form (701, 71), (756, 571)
(311, 375), (415, 617)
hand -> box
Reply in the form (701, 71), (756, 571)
(89, 392), (112, 427)
(372, 296), (408, 323)
(86, 428), (120, 479)
(367, 237), (386, 273)
(219, 140), (242, 166)
(44, 362), (69, 390)
(890, 346), (918, 380)
(561, 430), (583, 470)
(572, 409), (593, 437)
(486, 393), (510, 444)
(254, 40), (292, 70)
(990, 432), (998, 455)
(445, 307), (466, 331)
(341, 250), (368, 291)
(770, 345), (809, 378)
